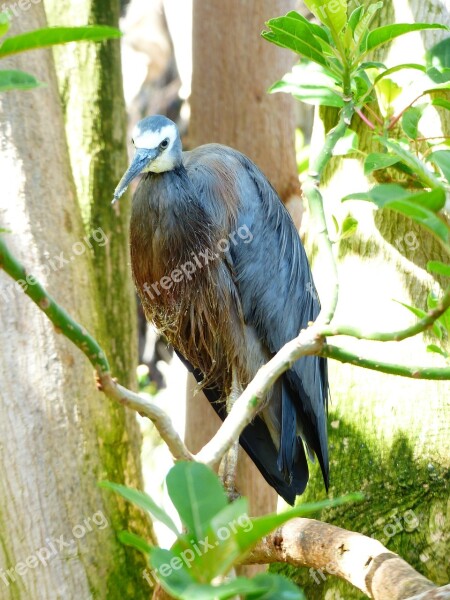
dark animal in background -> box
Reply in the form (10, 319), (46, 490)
(114, 115), (328, 505)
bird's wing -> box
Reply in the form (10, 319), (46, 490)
(175, 350), (306, 505)
(228, 150), (329, 488)
(184, 144), (329, 499)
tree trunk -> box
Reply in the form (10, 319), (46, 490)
(190, 0), (303, 222)
(281, 1), (450, 598)
(0, 4), (152, 599)
(186, 0), (302, 522)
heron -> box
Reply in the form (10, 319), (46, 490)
(113, 115), (328, 505)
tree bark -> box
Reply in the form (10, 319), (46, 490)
(283, 1), (450, 598)
(0, 3), (152, 599)
(190, 0), (302, 221)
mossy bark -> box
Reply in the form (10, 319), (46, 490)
(0, 2), (152, 599)
(272, 1), (450, 598)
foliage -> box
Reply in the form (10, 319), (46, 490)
(100, 463), (361, 600)
(0, 10), (120, 92)
(263, 1), (450, 362)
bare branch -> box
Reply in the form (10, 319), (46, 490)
(245, 517), (441, 600)
(194, 327), (323, 466)
(320, 286), (450, 342)
(98, 373), (192, 462)
(322, 344), (450, 380)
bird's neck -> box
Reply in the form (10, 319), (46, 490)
(131, 165), (216, 287)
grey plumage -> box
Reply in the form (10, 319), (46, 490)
(114, 115), (329, 505)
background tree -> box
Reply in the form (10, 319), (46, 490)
(0, 4), (153, 598)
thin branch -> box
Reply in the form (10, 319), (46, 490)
(0, 236), (109, 373)
(98, 374), (192, 461)
(322, 344), (450, 380)
(194, 328), (323, 466)
(244, 517), (442, 600)
(303, 100), (354, 325)
(320, 286), (450, 342)
(356, 107), (376, 129)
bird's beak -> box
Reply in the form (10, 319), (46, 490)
(112, 148), (159, 203)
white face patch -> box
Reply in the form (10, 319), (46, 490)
(133, 123), (177, 151)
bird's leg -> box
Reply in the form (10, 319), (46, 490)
(219, 370), (241, 502)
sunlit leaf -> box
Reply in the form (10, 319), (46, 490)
(0, 25), (121, 58)
(340, 216), (358, 239)
(269, 60), (344, 107)
(395, 300), (444, 339)
(0, 69), (43, 92)
(348, 6), (364, 34)
(303, 0), (347, 35)
(427, 344), (449, 358)
(364, 23), (448, 54)
(353, 2), (383, 45)
(375, 78), (402, 116)
(344, 184), (449, 242)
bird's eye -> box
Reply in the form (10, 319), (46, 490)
(160, 138), (169, 150)
(131, 138), (135, 146)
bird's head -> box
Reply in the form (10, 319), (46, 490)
(113, 115), (182, 202)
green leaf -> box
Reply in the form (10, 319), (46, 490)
(150, 547), (293, 600)
(354, 2), (383, 45)
(428, 150), (450, 184)
(395, 300), (444, 339)
(377, 138), (444, 190)
(303, 0), (347, 35)
(427, 261), (450, 277)
(344, 184), (449, 242)
(234, 494), (363, 557)
(0, 11), (10, 38)
(0, 69), (43, 92)
(262, 16), (330, 68)
(340, 216), (358, 239)
(269, 60), (344, 107)
(401, 105), (426, 139)
(364, 153), (400, 175)
(375, 77), (402, 116)
(270, 80), (344, 107)
(426, 37), (450, 70)
(203, 497), (251, 577)
(332, 129), (359, 155)
(432, 97), (450, 111)
(98, 481), (179, 535)
(348, 6), (364, 34)
(244, 573), (305, 599)
(427, 344), (449, 359)
(0, 25), (121, 58)
(166, 462), (227, 539)
(365, 23), (448, 54)
(118, 530), (153, 555)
